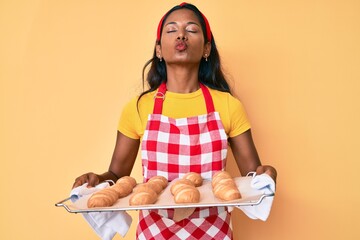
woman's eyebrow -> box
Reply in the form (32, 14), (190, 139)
(165, 21), (200, 26)
(165, 22), (177, 27)
(186, 21), (200, 26)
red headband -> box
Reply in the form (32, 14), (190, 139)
(156, 2), (212, 42)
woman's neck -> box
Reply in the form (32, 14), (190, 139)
(165, 65), (200, 93)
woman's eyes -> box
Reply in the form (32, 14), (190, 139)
(186, 29), (198, 33)
(166, 28), (199, 33)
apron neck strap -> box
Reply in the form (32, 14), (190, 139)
(200, 83), (215, 113)
(153, 82), (215, 114)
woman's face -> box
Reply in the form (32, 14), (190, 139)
(157, 9), (211, 65)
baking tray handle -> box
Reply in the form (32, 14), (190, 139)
(55, 197), (73, 213)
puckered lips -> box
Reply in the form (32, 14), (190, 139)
(175, 41), (187, 51)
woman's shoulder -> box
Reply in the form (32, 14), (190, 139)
(121, 90), (157, 117)
(208, 87), (241, 105)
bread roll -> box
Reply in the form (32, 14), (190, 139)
(170, 179), (195, 195)
(87, 176), (137, 208)
(111, 182), (133, 198)
(87, 188), (119, 208)
(170, 178), (200, 204)
(129, 183), (158, 206)
(211, 171), (241, 201)
(148, 176), (168, 189)
(182, 172), (203, 187)
(212, 171), (232, 180)
(129, 191), (157, 206)
(173, 185), (200, 203)
(111, 175), (137, 198)
(134, 183), (157, 196)
(211, 171), (232, 187)
(214, 177), (237, 188)
(213, 183), (241, 201)
(128, 175), (169, 206)
(145, 181), (163, 194)
(116, 176), (137, 188)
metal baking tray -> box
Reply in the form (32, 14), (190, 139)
(55, 176), (274, 213)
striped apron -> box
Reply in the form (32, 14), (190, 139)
(137, 82), (232, 240)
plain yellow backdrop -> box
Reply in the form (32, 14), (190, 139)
(1, 0), (359, 239)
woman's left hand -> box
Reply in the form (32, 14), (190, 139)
(256, 165), (277, 183)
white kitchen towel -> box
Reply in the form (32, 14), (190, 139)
(235, 173), (276, 221)
(70, 183), (132, 239)
(70, 182), (110, 202)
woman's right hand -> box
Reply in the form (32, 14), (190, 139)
(72, 172), (104, 189)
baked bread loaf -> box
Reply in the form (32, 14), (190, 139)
(129, 191), (158, 206)
(182, 172), (203, 187)
(134, 183), (158, 195)
(87, 176), (137, 208)
(116, 176), (137, 188)
(148, 176), (168, 189)
(145, 181), (163, 194)
(129, 175), (169, 206)
(129, 183), (158, 205)
(87, 188), (119, 208)
(111, 181), (133, 198)
(211, 171), (241, 201)
(211, 171), (232, 188)
(128, 175), (170, 206)
(170, 178), (200, 203)
(173, 184), (200, 203)
(145, 175), (168, 194)
(170, 179), (195, 195)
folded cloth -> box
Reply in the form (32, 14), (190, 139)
(70, 182), (110, 202)
(70, 182), (132, 239)
(234, 173), (276, 221)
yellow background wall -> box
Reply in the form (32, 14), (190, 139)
(1, 0), (359, 239)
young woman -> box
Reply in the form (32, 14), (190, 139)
(73, 3), (277, 239)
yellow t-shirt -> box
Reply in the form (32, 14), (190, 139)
(118, 87), (251, 140)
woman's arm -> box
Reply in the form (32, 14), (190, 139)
(72, 131), (140, 188)
(228, 129), (277, 182)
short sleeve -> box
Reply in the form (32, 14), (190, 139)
(117, 97), (141, 139)
(227, 97), (251, 138)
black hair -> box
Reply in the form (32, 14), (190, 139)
(139, 3), (231, 104)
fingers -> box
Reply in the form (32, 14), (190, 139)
(87, 173), (101, 187)
(72, 180), (82, 189)
(255, 165), (266, 175)
(255, 165), (277, 182)
(72, 172), (101, 189)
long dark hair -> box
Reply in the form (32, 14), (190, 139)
(139, 3), (231, 103)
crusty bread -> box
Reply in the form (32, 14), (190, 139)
(116, 176), (137, 188)
(145, 181), (163, 194)
(170, 178), (200, 204)
(87, 176), (137, 208)
(87, 188), (119, 208)
(129, 191), (157, 206)
(147, 176), (168, 189)
(129, 183), (158, 206)
(170, 179), (195, 195)
(213, 182), (241, 201)
(128, 175), (168, 206)
(211, 171), (241, 201)
(133, 183), (157, 196)
(174, 185), (200, 203)
(211, 171), (232, 188)
(182, 172), (203, 187)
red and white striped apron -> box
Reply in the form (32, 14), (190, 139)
(137, 82), (232, 240)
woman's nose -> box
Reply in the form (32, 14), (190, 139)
(177, 30), (188, 40)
